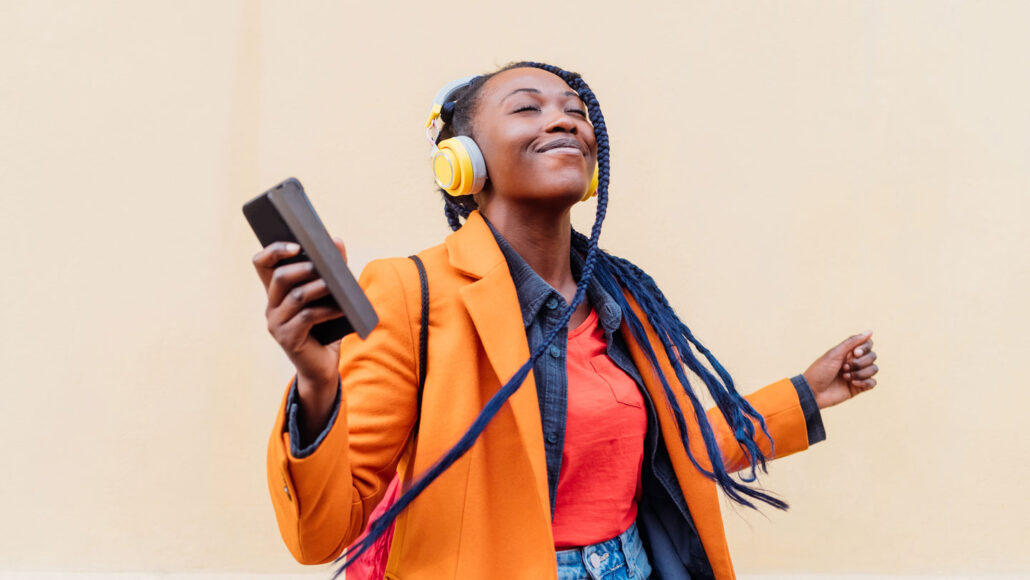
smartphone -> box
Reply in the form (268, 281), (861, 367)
(243, 178), (378, 343)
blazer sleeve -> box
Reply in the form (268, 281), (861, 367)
(706, 377), (811, 473)
(265, 258), (420, 565)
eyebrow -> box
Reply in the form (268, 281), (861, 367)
(502, 87), (581, 102)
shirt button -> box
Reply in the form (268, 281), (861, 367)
(548, 345), (561, 358)
(545, 296), (560, 310)
(546, 432), (559, 444)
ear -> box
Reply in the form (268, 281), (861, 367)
(472, 190), (488, 208)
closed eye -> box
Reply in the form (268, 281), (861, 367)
(512, 105), (587, 117)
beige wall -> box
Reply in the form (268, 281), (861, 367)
(2, 0), (1027, 575)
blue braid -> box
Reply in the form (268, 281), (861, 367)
(443, 196), (470, 231)
(571, 231), (785, 507)
(335, 62), (779, 576)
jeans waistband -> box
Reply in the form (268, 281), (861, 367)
(556, 522), (651, 580)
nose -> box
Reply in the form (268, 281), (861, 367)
(544, 109), (578, 134)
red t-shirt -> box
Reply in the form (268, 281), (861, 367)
(551, 309), (648, 548)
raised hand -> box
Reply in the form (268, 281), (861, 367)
(803, 331), (879, 410)
(252, 238), (348, 438)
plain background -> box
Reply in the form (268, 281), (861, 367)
(2, 0), (1028, 577)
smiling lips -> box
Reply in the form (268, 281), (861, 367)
(536, 137), (588, 156)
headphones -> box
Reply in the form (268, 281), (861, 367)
(426, 76), (599, 202)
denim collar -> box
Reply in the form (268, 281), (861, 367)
(482, 217), (622, 333)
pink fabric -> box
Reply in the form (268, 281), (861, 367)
(552, 309), (648, 548)
(346, 476), (400, 580)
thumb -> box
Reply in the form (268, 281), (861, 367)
(831, 330), (873, 357)
(332, 236), (348, 264)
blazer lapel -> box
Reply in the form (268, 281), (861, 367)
(445, 211), (552, 526)
(619, 293), (734, 578)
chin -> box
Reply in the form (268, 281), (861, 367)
(527, 182), (588, 208)
(492, 173), (590, 209)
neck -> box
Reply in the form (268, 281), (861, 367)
(480, 203), (575, 297)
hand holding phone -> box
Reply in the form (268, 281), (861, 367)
(245, 178), (379, 407)
(244, 178), (378, 343)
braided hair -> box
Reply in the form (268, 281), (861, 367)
(335, 62), (782, 576)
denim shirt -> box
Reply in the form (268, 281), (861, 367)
(489, 227), (646, 516)
(285, 227), (826, 577)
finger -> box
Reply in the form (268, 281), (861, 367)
(851, 350), (877, 369)
(850, 364), (878, 380)
(850, 377), (877, 390)
(333, 237), (348, 264)
(852, 338), (874, 358)
(253, 242), (302, 287)
(267, 261), (320, 309)
(831, 331), (873, 358)
(270, 277), (333, 326)
(274, 304), (346, 351)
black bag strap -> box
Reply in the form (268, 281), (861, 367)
(407, 255), (429, 436)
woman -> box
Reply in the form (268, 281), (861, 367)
(252, 62), (879, 579)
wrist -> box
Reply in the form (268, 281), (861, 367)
(812, 391), (828, 410)
(802, 371), (827, 409)
(296, 371), (340, 402)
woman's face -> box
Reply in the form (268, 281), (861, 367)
(470, 67), (597, 209)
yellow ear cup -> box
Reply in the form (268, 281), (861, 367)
(432, 147), (460, 192)
(580, 163), (599, 202)
(432, 135), (487, 196)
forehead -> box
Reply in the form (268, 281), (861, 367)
(479, 67), (581, 104)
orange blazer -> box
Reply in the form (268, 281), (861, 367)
(266, 211), (811, 579)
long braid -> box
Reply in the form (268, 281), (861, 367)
(570, 232), (786, 507)
(334, 63), (611, 576)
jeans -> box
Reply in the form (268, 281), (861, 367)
(555, 522), (652, 580)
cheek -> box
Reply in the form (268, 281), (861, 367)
(479, 132), (534, 181)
